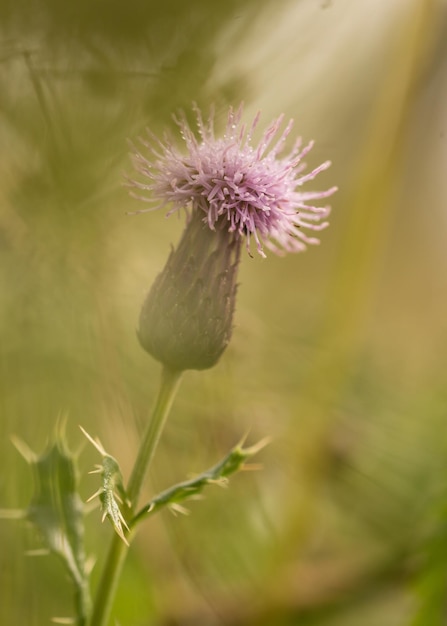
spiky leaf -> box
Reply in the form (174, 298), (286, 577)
(81, 427), (129, 544)
(132, 436), (270, 526)
(28, 437), (90, 625)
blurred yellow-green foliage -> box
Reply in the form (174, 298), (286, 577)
(1, 0), (447, 624)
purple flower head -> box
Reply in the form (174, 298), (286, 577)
(128, 104), (337, 257)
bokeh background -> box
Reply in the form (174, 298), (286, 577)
(1, 0), (447, 624)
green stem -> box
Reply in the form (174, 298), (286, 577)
(89, 366), (183, 626)
(126, 367), (183, 503)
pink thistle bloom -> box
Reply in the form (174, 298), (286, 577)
(128, 104), (337, 258)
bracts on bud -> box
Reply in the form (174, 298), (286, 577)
(138, 209), (241, 371)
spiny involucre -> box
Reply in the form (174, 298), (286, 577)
(128, 103), (337, 258)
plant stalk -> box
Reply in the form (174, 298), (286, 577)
(89, 366), (183, 626)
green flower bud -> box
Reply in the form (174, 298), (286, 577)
(138, 209), (241, 371)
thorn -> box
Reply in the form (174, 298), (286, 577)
(206, 477), (228, 488)
(51, 617), (76, 624)
(235, 429), (251, 449)
(10, 435), (36, 463)
(26, 548), (51, 557)
(79, 426), (107, 456)
(88, 466), (103, 475)
(55, 412), (69, 442)
(243, 436), (272, 456)
(86, 488), (103, 503)
(188, 494), (205, 502)
(112, 521), (129, 546)
(169, 503), (190, 517)
(0, 508), (27, 520)
(112, 506), (130, 532)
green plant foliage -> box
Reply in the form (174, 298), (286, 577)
(26, 434), (90, 625)
(81, 427), (129, 545)
(133, 436), (269, 525)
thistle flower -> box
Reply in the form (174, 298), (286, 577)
(128, 103), (337, 258)
(128, 104), (336, 371)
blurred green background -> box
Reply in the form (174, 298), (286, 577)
(1, 0), (447, 624)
